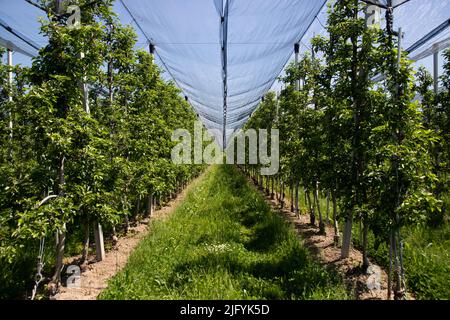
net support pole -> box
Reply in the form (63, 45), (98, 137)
(145, 42), (156, 218)
(149, 43), (155, 61)
(433, 45), (439, 94)
(80, 51), (104, 261)
(221, 3), (229, 150)
(294, 43), (300, 91)
(7, 49), (13, 141)
(397, 28), (402, 68)
(275, 91), (279, 125)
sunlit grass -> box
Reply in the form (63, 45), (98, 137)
(99, 165), (348, 300)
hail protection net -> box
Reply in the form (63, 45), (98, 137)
(1, 0), (449, 146)
(290, 0), (450, 73)
(366, 0), (410, 7)
(118, 0), (327, 146)
(0, 1), (45, 57)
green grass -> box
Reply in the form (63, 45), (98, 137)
(352, 221), (450, 300)
(99, 165), (349, 300)
(402, 224), (450, 299)
(350, 187), (450, 300)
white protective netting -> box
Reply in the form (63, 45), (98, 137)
(1, 0), (449, 146)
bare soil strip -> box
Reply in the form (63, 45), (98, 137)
(247, 177), (392, 300)
(53, 171), (207, 300)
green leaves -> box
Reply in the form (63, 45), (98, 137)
(0, 1), (202, 294)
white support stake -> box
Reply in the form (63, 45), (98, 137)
(79, 52), (90, 113)
(82, 80), (89, 114)
(94, 222), (106, 261)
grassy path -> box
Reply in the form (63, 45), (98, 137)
(100, 166), (348, 300)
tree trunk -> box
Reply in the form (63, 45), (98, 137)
(134, 197), (141, 220)
(359, 220), (363, 246)
(295, 181), (299, 217)
(51, 155), (66, 288)
(280, 180), (285, 209)
(146, 194), (153, 217)
(52, 226), (66, 287)
(290, 183), (294, 212)
(315, 182), (325, 234)
(362, 218), (370, 270)
(276, 177), (280, 201)
(270, 177), (274, 199)
(277, 178), (281, 201)
(398, 231), (407, 299)
(80, 220), (89, 264)
(393, 230), (405, 300)
(392, 231), (401, 299)
(124, 214), (130, 234)
(332, 191), (340, 246)
(304, 187), (308, 210)
(306, 190), (315, 226)
(341, 210), (353, 259)
(388, 231), (393, 300)
(112, 225), (118, 247)
(326, 191), (330, 224)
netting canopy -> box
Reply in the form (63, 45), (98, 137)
(1, 0), (450, 147)
(365, 0), (410, 7)
(118, 0), (327, 146)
